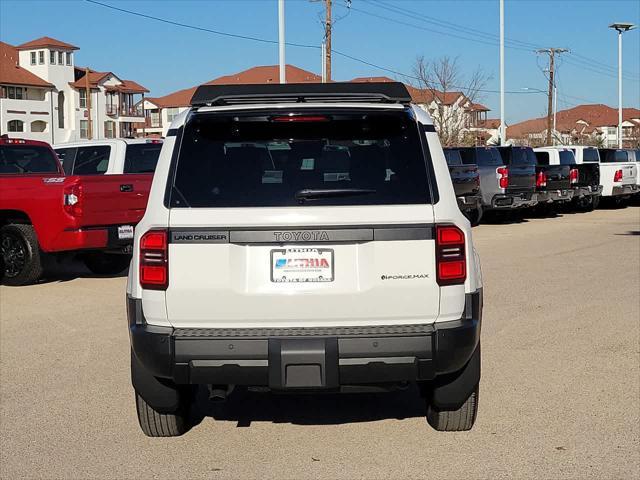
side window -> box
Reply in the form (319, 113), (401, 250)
(30, 51), (36, 65)
(535, 151), (549, 165)
(50, 50), (56, 65)
(38, 51), (44, 65)
(123, 143), (162, 173)
(58, 51), (64, 65)
(55, 148), (77, 174)
(73, 146), (111, 175)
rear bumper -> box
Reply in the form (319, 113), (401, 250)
(489, 192), (538, 209)
(612, 184), (639, 196)
(573, 185), (602, 198)
(46, 224), (135, 253)
(128, 291), (482, 390)
(536, 189), (574, 204)
(456, 194), (482, 212)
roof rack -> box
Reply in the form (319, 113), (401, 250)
(190, 82), (412, 107)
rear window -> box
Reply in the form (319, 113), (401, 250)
(444, 149), (462, 166)
(535, 151), (550, 165)
(73, 146), (110, 174)
(558, 150), (576, 165)
(170, 110), (432, 207)
(500, 147), (536, 166)
(124, 143), (162, 173)
(582, 148), (600, 163)
(476, 148), (502, 166)
(0, 145), (59, 174)
(600, 149), (628, 163)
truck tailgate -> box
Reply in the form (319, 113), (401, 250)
(448, 165), (480, 197)
(74, 174), (152, 227)
(506, 165), (536, 193)
(538, 165), (571, 191)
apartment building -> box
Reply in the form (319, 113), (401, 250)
(507, 104), (640, 147)
(0, 36), (148, 143)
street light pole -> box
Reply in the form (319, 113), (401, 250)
(553, 84), (557, 145)
(499, 0), (505, 145)
(279, 0), (286, 84)
(609, 22), (636, 148)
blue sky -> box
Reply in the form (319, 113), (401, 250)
(1, 0), (638, 123)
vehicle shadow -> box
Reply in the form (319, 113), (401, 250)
(38, 257), (128, 285)
(480, 210), (529, 225)
(615, 230), (640, 236)
(190, 384), (426, 428)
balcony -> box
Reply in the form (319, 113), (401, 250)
(144, 117), (162, 129)
(120, 106), (144, 118)
(105, 104), (118, 116)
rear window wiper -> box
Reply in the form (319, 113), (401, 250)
(295, 188), (377, 203)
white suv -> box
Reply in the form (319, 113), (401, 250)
(126, 83), (483, 436)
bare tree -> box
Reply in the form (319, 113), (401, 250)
(412, 56), (490, 146)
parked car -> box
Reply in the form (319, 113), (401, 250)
(0, 137), (152, 285)
(53, 138), (163, 176)
(598, 148), (638, 206)
(493, 146), (539, 210)
(627, 149), (640, 199)
(532, 147), (574, 208)
(127, 82), (484, 436)
(451, 146), (536, 218)
(443, 148), (482, 225)
(558, 146), (603, 210)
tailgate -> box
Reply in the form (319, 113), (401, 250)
(575, 163), (600, 187)
(75, 174), (152, 227)
(540, 165), (570, 190)
(621, 163), (637, 185)
(449, 165), (480, 197)
(506, 165), (536, 193)
(166, 207), (440, 328)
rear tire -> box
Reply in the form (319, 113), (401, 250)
(135, 392), (190, 437)
(0, 224), (44, 286)
(426, 385), (479, 432)
(83, 253), (131, 275)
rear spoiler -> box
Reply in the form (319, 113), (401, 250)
(190, 82), (412, 107)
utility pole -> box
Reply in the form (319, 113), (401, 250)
(609, 23), (636, 148)
(85, 67), (93, 140)
(537, 48), (568, 146)
(278, 0), (285, 83)
(499, 0), (505, 145)
(325, 0), (332, 82)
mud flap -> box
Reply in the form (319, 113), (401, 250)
(131, 349), (181, 413)
(430, 343), (481, 411)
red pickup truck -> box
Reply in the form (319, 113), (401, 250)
(0, 137), (152, 285)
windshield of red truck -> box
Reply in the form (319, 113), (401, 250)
(0, 145), (59, 174)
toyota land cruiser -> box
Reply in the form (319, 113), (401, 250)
(126, 83), (483, 436)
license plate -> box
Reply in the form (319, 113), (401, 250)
(271, 248), (334, 283)
(118, 225), (134, 240)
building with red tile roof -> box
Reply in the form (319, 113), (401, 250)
(1, 36), (149, 142)
(507, 104), (640, 147)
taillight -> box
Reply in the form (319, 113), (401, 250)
(536, 170), (547, 188)
(613, 169), (623, 182)
(436, 225), (466, 286)
(271, 115), (329, 122)
(63, 182), (83, 217)
(496, 167), (509, 189)
(569, 168), (579, 184)
(140, 229), (168, 290)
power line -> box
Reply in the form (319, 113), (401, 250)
(84, 0), (538, 95)
(84, 0), (320, 50)
(357, 0), (639, 81)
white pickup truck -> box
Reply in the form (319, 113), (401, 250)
(126, 82), (483, 436)
(597, 148), (638, 205)
(54, 138), (163, 176)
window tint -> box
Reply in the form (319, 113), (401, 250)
(0, 145), (59, 174)
(599, 149), (627, 163)
(170, 110), (432, 208)
(582, 148), (599, 163)
(558, 150), (575, 165)
(535, 151), (550, 165)
(476, 148), (502, 166)
(500, 147), (536, 166)
(74, 146), (110, 175)
(444, 149), (462, 166)
(54, 147), (77, 174)
(124, 143), (162, 173)
(615, 150), (628, 162)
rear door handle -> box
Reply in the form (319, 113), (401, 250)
(120, 184), (133, 192)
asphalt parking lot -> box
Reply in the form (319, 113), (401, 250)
(1, 206), (639, 479)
